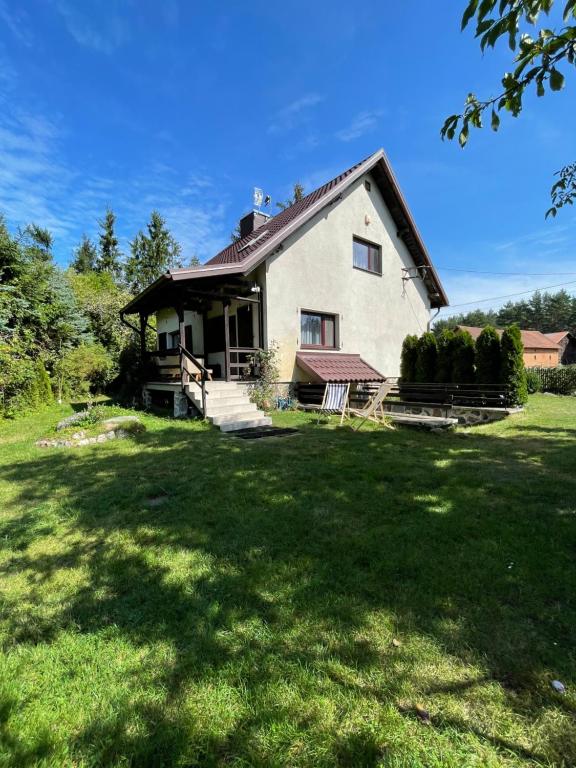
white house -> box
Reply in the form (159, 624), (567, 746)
(121, 149), (448, 430)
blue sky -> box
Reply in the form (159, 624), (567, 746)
(1, 0), (575, 316)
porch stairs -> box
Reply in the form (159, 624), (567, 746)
(185, 380), (272, 432)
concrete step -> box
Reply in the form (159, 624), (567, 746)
(209, 409), (263, 426)
(205, 400), (258, 417)
(218, 416), (273, 432)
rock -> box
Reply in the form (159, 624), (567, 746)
(392, 638), (401, 648)
(101, 416), (144, 433)
(415, 704), (431, 725)
(551, 680), (566, 694)
(71, 431), (86, 440)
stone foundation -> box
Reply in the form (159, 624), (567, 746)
(142, 387), (153, 409)
(173, 391), (190, 418)
(383, 401), (522, 426)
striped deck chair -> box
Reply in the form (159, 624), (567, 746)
(349, 382), (393, 431)
(317, 382), (350, 425)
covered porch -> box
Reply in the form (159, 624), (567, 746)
(120, 271), (264, 406)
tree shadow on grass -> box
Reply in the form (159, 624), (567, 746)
(0, 418), (575, 765)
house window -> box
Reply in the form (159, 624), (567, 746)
(301, 311), (336, 349)
(353, 236), (381, 275)
(169, 330), (180, 349)
(158, 332), (167, 352)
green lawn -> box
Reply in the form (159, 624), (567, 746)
(0, 395), (575, 767)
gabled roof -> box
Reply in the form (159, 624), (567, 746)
(458, 326), (560, 350)
(122, 148), (448, 314)
(296, 352), (385, 383)
(545, 331), (573, 344)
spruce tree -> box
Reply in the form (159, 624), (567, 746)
(124, 211), (182, 294)
(475, 326), (501, 385)
(72, 235), (97, 273)
(97, 208), (122, 278)
(501, 325), (528, 406)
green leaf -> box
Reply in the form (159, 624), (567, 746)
(458, 124), (469, 147)
(564, 0), (576, 21)
(549, 68), (565, 91)
(536, 76), (545, 96)
(491, 109), (500, 131)
(545, 207), (557, 218)
(461, 0), (479, 29)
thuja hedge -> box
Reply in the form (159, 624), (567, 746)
(400, 325), (528, 405)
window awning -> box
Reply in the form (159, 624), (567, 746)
(296, 352), (385, 383)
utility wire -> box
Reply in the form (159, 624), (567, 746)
(439, 279), (576, 310)
(437, 266), (576, 277)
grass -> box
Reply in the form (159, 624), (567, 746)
(0, 394), (575, 766)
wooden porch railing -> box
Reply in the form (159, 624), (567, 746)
(228, 346), (261, 380)
(178, 345), (211, 417)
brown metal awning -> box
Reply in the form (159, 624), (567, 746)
(296, 352), (385, 383)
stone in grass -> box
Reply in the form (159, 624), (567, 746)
(415, 704), (431, 725)
(551, 680), (566, 694)
(101, 416), (145, 434)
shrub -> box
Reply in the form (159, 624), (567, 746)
(435, 329), (455, 383)
(56, 343), (114, 399)
(452, 330), (476, 384)
(400, 335), (419, 382)
(248, 341), (280, 411)
(475, 326), (501, 385)
(0, 345), (53, 418)
(525, 369), (542, 394)
(501, 325), (528, 405)
(415, 332), (437, 382)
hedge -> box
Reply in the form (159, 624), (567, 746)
(526, 365), (576, 395)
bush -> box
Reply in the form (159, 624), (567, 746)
(527, 365), (576, 395)
(525, 369), (542, 394)
(452, 330), (476, 384)
(248, 342), (280, 411)
(475, 326), (501, 385)
(415, 332), (437, 382)
(400, 335), (419, 381)
(55, 343), (114, 399)
(0, 345), (53, 418)
(435, 329), (455, 383)
(501, 325), (528, 405)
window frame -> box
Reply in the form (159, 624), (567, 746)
(353, 236), (382, 276)
(300, 310), (338, 350)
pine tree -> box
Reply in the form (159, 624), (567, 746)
(72, 235), (97, 273)
(97, 209), (122, 278)
(276, 183), (305, 211)
(475, 326), (501, 385)
(124, 211), (182, 294)
(500, 325), (528, 406)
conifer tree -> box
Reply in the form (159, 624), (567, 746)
(72, 235), (97, 273)
(476, 326), (501, 385)
(124, 211), (182, 294)
(97, 208), (122, 278)
(501, 325), (528, 406)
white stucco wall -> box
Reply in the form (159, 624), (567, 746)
(261, 172), (432, 381)
(156, 308), (204, 355)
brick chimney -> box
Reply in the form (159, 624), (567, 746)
(239, 210), (270, 239)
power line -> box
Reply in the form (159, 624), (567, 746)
(437, 266), (576, 277)
(440, 279), (576, 310)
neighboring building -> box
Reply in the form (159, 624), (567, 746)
(458, 326), (561, 368)
(544, 331), (576, 365)
(121, 149), (448, 427)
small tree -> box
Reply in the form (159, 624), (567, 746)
(400, 334), (419, 381)
(248, 341), (280, 411)
(72, 235), (97, 273)
(415, 332), (438, 382)
(97, 208), (122, 279)
(476, 326), (501, 385)
(501, 325), (528, 405)
(452, 329), (476, 383)
(276, 183), (305, 211)
(435, 329), (456, 383)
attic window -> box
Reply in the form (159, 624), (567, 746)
(353, 236), (382, 275)
(364, 180), (371, 192)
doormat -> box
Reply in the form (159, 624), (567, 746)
(228, 426), (299, 440)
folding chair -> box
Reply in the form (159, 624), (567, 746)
(317, 382), (350, 425)
(349, 382), (393, 430)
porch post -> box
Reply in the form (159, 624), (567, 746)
(224, 300), (231, 381)
(139, 313), (147, 362)
(257, 289), (264, 349)
(177, 304), (186, 350)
